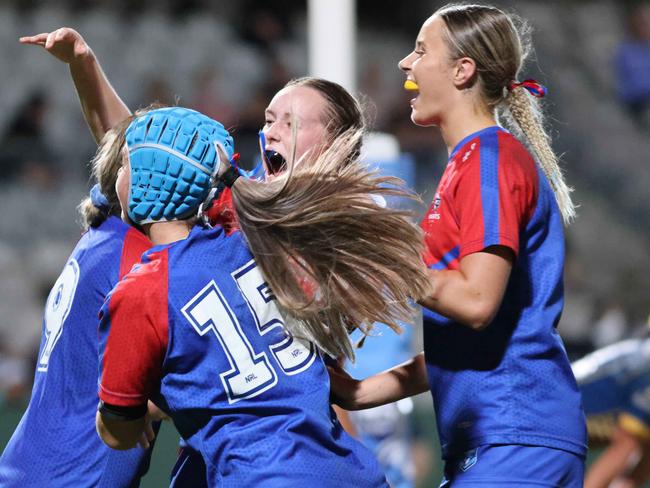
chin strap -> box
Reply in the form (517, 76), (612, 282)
(219, 165), (241, 188)
(213, 141), (241, 188)
(89, 183), (111, 211)
(198, 145), (241, 225)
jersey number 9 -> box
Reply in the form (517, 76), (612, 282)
(38, 259), (80, 372)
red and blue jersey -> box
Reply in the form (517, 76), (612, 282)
(98, 224), (388, 488)
(421, 126), (587, 458)
(0, 216), (153, 487)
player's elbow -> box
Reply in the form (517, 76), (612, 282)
(466, 316), (492, 331)
(465, 301), (499, 331)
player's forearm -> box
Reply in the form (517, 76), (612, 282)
(584, 428), (639, 488)
(332, 404), (358, 437)
(619, 441), (650, 488)
(96, 410), (145, 450)
(69, 49), (131, 143)
(354, 353), (429, 409)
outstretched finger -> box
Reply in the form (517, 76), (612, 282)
(19, 33), (49, 44)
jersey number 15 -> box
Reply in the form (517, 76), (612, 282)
(181, 260), (316, 403)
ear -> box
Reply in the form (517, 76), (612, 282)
(452, 57), (477, 88)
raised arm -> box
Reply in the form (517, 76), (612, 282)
(329, 352), (429, 410)
(20, 28), (130, 143)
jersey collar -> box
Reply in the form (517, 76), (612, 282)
(449, 125), (503, 160)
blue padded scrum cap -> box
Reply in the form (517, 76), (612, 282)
(124, 107), (234, 224)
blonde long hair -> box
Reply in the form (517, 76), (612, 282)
(437, 3), (576, 224)
(231, 128), (432, 359)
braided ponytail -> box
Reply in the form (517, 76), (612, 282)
(437, 3), (576, 225)
(505, 87), (575, 224)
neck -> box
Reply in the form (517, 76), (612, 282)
(439, 100), (497, 156)
(143, 220), (193, 245)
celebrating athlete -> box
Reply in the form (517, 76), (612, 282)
(0, 116), (155, 487)
(330, 4), (586, 487)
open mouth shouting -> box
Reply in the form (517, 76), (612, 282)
(258, 131), (287, 176)
(263, 149), (287, 175)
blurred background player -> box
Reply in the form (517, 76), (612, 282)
(573, 330), (650, 488)
(0, 117), (155, 487)
(94, 106), (432, 487)
(330, 4), (586, 487)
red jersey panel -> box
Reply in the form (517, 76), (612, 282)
(99, 248), (169, 407)
(119, 227), (152, 279)
(421, 126), (539, 270)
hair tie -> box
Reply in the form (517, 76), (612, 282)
(508, 79), (547, 98)
(89, 183), (111, 211)
(231, 152), (241, 167)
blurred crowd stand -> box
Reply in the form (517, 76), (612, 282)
(615, 4), (650, 129)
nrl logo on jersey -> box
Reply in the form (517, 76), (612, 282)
(428, 194), (442, 221)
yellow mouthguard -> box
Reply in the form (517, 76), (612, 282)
(404, 80), (419, 91)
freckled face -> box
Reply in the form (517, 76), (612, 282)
(261, 85), (329, 171)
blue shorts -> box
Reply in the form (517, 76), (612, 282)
(169, 446), (208, 488)
(439, 445), (585, 487)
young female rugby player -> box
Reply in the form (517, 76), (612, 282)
(330, 4), (586, 487)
